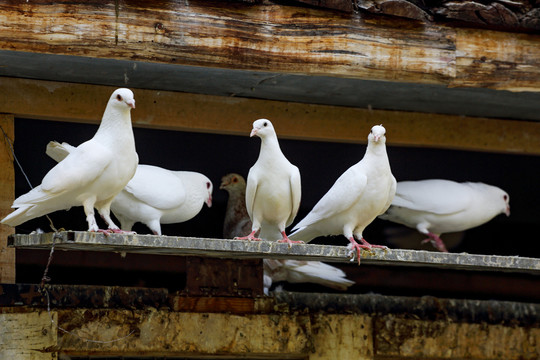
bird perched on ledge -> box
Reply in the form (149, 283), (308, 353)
(2, 88), (138, 233)
(289, 125), (396, 263)
(221, 173), (354, 295)
(46, 142), (212, 236)
(236, 119), (302, 245)
(379, 179), (510, 252)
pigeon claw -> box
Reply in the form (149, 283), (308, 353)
(234, 230), (262, 241)
(93, 228), (136, 236)
(422, 233), (449, 252)
(277, 231), (304, 248)
(347, 238), (363, 265)
(348, 237), (388, 265)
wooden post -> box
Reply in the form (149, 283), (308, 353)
(0, 114), (15, 283)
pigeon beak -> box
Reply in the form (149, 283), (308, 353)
(126, 100), (135, 109)
(505, 206), (510, 216)
(374, 135), (381, 142)
(250, 128), (258, 137)
(206, 195), (213, 207)
(219, 181), (227, 190)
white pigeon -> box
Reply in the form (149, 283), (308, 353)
(379, 179), (510, 252)
(110, 165), (213, 235)
(46, 143), (213, 236)
(289, 125), (396, 263)
(220, 173), (354, 295)
(2, 88), (138, 232)
(237, 119), (302, 245)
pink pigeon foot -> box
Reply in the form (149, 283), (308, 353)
(358, 237), (388, 250)
(234, 230), (262, 241)
(277, 231), (304, 248)
(348, 237), (388, 265)
(421, 232), (448, 252)
(347, 237), (363, 265)
(94, 229), (136, 236)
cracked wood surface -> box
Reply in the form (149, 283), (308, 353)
(1, 0), (539, 92)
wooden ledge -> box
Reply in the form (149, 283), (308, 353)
(8, 231), (540, 274)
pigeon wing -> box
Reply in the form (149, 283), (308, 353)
(294, 168), (368, 229)
(379, 175), (397, 215)
(392, 179), (472, 215)
(38, 141), (112, 196)
(245, 168), (258, 221)
(122, 165), (187, 210)
(286, 167), (302, 227)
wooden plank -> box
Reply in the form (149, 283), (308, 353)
(8, 307), (536, 359)
(55, 310), (311, 357)
(1, 0), (539, 91)
(2, 78), (540, 155)
(0, 311), (56, 360)
(454, 29), (540, 91)
(373, 316), (540, 359)
(0, 0), (456, 86)
(0, 115), (15, 284)
(8, 231), (540, 274)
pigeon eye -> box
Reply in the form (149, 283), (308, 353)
(206, 182), (211, 189)
(503, 194), (508, 201)
(263, 122), (268, 127)
(116, 94), (123, 101)
(232, 177), (238, 183)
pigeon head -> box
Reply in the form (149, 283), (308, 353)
(470, 182), (511, 217)
(497, 189), (511, 217)
(220, 173), (246, 191)
(204, 177), (213, 207)
(250, 119), (275, 138)
(111, 88), (136, 110)
(368, 124), (386, 143)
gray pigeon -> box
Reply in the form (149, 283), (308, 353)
(221, 173), (354, 295)
(2, 88), (138, 232)
(289, 125), (396, 263)
(237, 119), (302, 244)
(379, 179), (510, 252)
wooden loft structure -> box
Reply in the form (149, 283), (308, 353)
(1, 0), (540, 359)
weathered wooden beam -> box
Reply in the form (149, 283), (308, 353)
(8, 231), (540, 273)
(55, 310), (312, 358)
(2, 78), (540, 155)
(0, 115), (15, 284)
(2, 306), (537, 359)
(0, 311), (56, 360)
(295, 0), (540, 31)
(1, 0), (539, 91)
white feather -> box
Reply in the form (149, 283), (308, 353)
(2, 88), (138, 232)
(45, 146), (212, 236)
(289, 125), (396, 253)
(379, 179), (510, 240)
(243, 119), (301, 242)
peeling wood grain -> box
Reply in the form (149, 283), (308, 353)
(0, 311), (56, 360)
(375, 315), (540, 359)
(295, 0), (539, 31)
(3, 307), (536, 359)
(0, 0), (456, 86)
(453, 28), (540, 91)
(55, 309), (312, 357)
